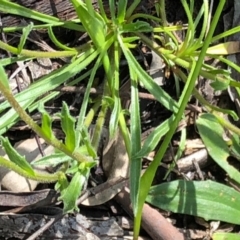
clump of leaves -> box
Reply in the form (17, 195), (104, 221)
(0, 69), (96, 212)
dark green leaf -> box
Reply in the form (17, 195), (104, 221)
(147, 180), (240, 224)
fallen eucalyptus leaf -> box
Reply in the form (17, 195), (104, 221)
(81, 177), (127, 206)
(84, 130), (129, 205)
(0, 189), (58, 207)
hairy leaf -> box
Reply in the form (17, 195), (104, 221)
(0, 137), (34, 176)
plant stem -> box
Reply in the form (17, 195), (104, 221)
(0, 156), (59, 182)
(158, 0), (168, 27)
(0, 40), (77, 58)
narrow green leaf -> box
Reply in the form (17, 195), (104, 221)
(0, 0), (59, 23)
(60, 171), (82, 213)
(38, 104), (54, 140)
(96, 0), (108, 22)
(178, 0), (195, 55)
(0, 64), (10, 90)
(0, 0), (82, 31)
(117, 0), (127, 23)
(17, 22), (33, 54)
(109, 0), (116, 20)
(138, 59), (198, 237)
(213, 233), (240, 240)
(135, 115), (174, 158)
(70, 0), (106, 49)
(109, 98), (120, 137)
(59, 102), (76, 152)
(75, 38), (114, 146)
(0, 137), (35, 176)
(0, 56), (33, 66)
(129, 69), (141, 216)
(109, 39), (120, 137)
(118, 36), (179, 114)
(31, 153), (72, 167)
(126, 0), (140, 18)
(0, 47), (95, 111)
(196, 113), (240, 184)
(81, 127), (97, 158)
(230, 133), (240, 161)
(147, 180), (240, 225)
(123, 36), (140, 43)
(48, 27), (76, 51)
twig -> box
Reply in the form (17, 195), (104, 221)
(26, 214), (64, 240)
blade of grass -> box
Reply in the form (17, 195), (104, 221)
(0, 0), (82, 31)
(75, 37), (114, 147)
(129, 67), (142, 216)
(109, 38), (121, 137)
(118, 36), (179, 114)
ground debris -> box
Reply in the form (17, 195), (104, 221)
(0, 213), (129, 239)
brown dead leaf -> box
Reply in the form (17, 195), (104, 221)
(83, 130), (129, 206)
(81, 177), (127, 206)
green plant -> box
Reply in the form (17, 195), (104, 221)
(1, 0), (240, 238)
